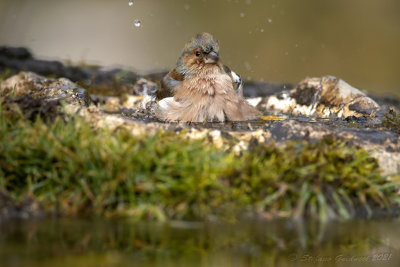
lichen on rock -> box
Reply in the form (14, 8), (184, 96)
(260, 76), (380, 118)
(1, 72), (91, 106)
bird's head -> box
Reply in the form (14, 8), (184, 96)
(177, 32), (221, 74)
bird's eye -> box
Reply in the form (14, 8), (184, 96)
(195, 51), (201, 57)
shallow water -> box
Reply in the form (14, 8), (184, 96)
(1, 218), (399, 267)
(0, 0), (399, 97)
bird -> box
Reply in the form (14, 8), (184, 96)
(155, 32), (261, 123)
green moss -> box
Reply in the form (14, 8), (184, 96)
(0, 102), (399, 221)
(383, 108), (400, 133)
(346, 121), (363, 128)
(0, 69), (14, 80)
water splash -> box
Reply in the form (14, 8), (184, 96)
(244, 61), (251, 71)
(128, 0), (133, 7)
(133, 19), (141, 27)
(268, 18), (272, 23)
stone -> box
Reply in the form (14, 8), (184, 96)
(131, 78), (158, 95)
(0, 46), (138, 86)
(260, 76), (380, 118)
(0, 72), (91, 106)
(122, 95), (145, 109)
(1, 71), (399, 175)
(102, 96), (121, 113)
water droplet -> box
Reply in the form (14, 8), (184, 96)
(268, 18), (272, 23)
(244, 61), (251, 71)
(128, 0), (133, 7)
(133, 19), (141, 27)
(240, 12), (245, 18)
(245, 0), (251, 5)
(285, 52), (289, 56)
(184, 4), (190, 10)
(260, 28), (264, 33)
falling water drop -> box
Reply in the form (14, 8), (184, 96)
(128, 0), (133, 6)
(268, 18), (272, 23)
(133, 19), (141, 27)
(244, 61), (251, 71)
(260, 28), (264, 33)
(240, 12), (245, 18)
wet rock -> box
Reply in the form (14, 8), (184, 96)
(1, 94), (63, 122)
(131, 78), (158, 95)
(0, 46), (32, 60)
(246, 97), (263, 107)
(0, 46), (138, 87)
(260, 76), (380, 118)
(102, 96), (121, 113)
(0, 73), (170, 137)
(1, 71), (399, 175)
(243, 80), (293, 98)
(123, 95), (146, 109)
(1, 72), (91, 106)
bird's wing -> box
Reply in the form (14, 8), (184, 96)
(157, 69), (185, 100)
(223, 65), (243, 97)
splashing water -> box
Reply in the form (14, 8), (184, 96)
(128, 0), (133, 7)
(133, 19), (141, 27)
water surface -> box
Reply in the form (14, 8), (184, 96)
(1, 218), (399, 267)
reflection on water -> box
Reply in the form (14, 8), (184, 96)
(0, 0), (399, 97)
(1, 218), (400, 267)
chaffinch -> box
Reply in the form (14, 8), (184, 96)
(156, 32), (260, 122)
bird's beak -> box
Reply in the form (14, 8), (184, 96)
(204, 51), (219, 63)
